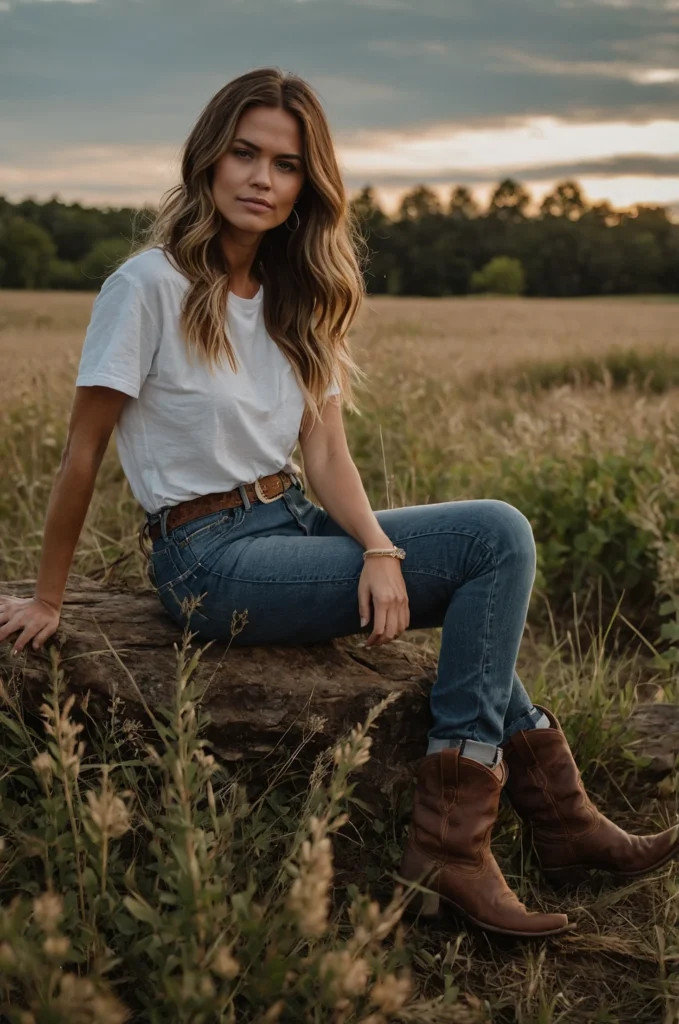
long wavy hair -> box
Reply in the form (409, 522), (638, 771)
(123, 66), (369, 429)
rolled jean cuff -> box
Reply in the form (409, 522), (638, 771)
(426, 737), (502, 766)
(501, 704), (544, 744)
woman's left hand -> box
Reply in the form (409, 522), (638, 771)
(358, 556), (410, 647)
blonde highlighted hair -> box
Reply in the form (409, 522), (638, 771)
(122, 66), (369, 428)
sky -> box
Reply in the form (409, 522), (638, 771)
(1, 0), (679, 217)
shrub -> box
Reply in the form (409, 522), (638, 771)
(47, 258), (84, 291)
(481, 348), (679, 396)
(470, 256), (525, 295)
(79, 238), (133, 289)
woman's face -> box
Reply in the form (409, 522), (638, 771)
(211, 105), (307, 234)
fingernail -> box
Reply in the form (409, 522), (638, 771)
(11, 649), (17, 657)
(360, 616), (368, 627)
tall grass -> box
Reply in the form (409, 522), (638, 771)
(0, 629), (444, 1023)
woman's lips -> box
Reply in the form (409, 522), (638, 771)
(238, 199), (271, 212)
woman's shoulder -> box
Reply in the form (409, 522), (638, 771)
(113, 246), (187, 295)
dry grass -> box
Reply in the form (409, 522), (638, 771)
(351, 294), (679, 389)
(1, 289), (678, 404)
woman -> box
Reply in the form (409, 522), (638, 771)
(0, 68), (676, 939)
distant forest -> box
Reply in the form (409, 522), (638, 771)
(1, 178), (678, 297)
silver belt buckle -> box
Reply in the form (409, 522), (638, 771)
(254, 475), (285, 504)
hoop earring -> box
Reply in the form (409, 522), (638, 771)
(284, 206), (300, 232)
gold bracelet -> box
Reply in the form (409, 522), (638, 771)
(363, 546), (406, 561)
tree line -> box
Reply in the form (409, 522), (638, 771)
(1, 178), (678, 297)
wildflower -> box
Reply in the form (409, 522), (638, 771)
(85, 771), (131, 841)
(349, 888), (405, 948)
(287, 816), (333, 937)
(212, 945), (240, 979)
(107, 695), (123, 718)
(43, 935), (70, 959)
(230, 609), (249, 637)
(54, 973), (129, 1024)
(319, 949), (370, 1000)
(260, 1000), (285, 1022)
(0, 942), (17, 968)
(333, 725), (372, 769)
(40, 694), (85, 782)
(33, 891), (63, 934)
(194, 747), (216, 774)
(369, 972), (412, 1014)
(144, 744), (162, 766)
(199, 975), (216, 998)
(31, 751), (53, 791)
(122, 718), (143, 745)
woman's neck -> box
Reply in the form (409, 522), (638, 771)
(229, 277), (261, 299)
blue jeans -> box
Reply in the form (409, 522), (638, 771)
(145, 478), (541, 748)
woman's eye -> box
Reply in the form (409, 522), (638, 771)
(234, 149), (295, 172)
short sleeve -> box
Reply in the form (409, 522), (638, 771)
(325, 374), (341, 398)
(75, 271), (160, 399)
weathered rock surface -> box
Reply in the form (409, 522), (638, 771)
(624, 702), (679, 775)
(0, 575), (434, 784)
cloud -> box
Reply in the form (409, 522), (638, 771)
(338, 116), (679, 177)
(496, 47), (679, 85)
(343, 153), (679, 188)
(1, 0), (678, 211)
(3, 117), (678, 215)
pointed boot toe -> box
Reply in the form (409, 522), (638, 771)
(502, 706), (679, 885)
(604, 821), (679, 878)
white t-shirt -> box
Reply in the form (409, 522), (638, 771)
(75, 246), (340, 514)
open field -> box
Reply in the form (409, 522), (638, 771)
(0, 289), (678, 1022)
(1, 289), (678, 402)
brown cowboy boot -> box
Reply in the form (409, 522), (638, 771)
(502, 705), (679, 887)
(398, 745), (571, 937)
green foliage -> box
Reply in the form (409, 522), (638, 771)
(0, 216), (56, 289)
(46, 258), (84, 290)
(476, 445), (665, 626)
(2, 183), (678, 296)
(79, 238), (134, 289)
(487, 178), (531, 221)
(471, 256), (525, 296)
(483, 348), (679, 396)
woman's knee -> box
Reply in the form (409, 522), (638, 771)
(471, 499), (537, 571)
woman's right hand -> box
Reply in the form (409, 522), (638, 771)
(0, 596), (61, 656)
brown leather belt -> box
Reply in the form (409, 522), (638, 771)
(146, 470), (295, 544)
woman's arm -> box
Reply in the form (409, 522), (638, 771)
(35, 386), (129, 609)
(299, 396), (393, 549)
(0, 386), (129, 657)
(299, 396), (409, 646)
